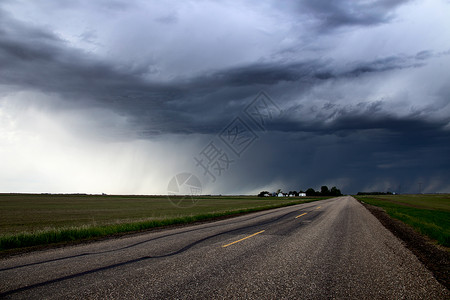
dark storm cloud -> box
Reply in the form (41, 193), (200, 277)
(0, 9), (443, 139)
(291, 0), (412, 31)
(220, 113), (450, 194)
(203, 62), (318, 86)
(201, 51), (430, 88)
(273, 100), (450, 135)
(343, 55), (425, 77)
(1, 1), (449, 194)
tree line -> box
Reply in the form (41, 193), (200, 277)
(258, 185), (343, 197)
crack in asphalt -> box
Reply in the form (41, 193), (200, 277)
(0, 206), (321, 297)
(0, 203), (319, 272)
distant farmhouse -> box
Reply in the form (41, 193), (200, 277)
(259, 191), (306, 197)
(258, 186), (342, 197)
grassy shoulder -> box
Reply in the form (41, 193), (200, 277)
(0, 194), (329, 252)
(354, 194), (450, 247)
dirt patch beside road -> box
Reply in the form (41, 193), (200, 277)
(359, 200), (449, 290)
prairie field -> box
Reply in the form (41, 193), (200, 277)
(354, 194), (450, 247)
(0, 193), (326, 251)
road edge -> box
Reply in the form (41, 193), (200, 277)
(355, 197), (449, 290)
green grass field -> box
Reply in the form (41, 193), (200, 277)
(0, 194), (328, 251)
(354, 194), (450, 247)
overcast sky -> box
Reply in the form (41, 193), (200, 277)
(1, 0), (449, 195)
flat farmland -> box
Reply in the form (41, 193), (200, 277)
(354, 194), (450, 247)
(0, 194), (326, 251)
(2, 197), (448, 298)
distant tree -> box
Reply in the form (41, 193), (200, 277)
(320, 186), (330, 196)
(276, 189), (282, 194)
(330, 186), (342, 196)
(305, 188), (316, 196)
(258, 191), (270, 197)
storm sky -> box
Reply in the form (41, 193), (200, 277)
(1, 0), (449, 195)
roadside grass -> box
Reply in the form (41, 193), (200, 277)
(355, 194), (450, 247)
(0, 194), (329, 251)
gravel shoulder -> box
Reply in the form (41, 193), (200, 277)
(358, 199), (450, 290)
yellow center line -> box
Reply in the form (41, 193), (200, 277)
(222, 230), (265, 248)
(295, 212), (307, 219)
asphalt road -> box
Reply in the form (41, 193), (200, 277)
(0, 196), (448, 299)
